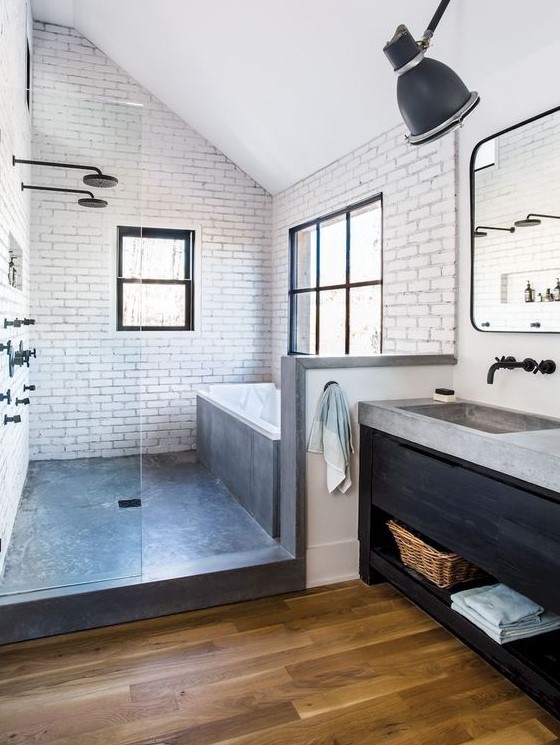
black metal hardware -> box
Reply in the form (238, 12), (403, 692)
(0, 390), (11, 404)
(324, 381), (339, 391)
(536, 359), (556, 376)
(15, 397), (30, 406)
(487, 355), (556, 384)
(0, 341), (11, 354)
(481, 322), (490, 328)
(474, 225), (515, 237)
(4, 415), (21, 425)
(530, 322), (541, 328)
(4, 318), (22, 328)
(13, 157), (118, 187)
(21, 183), (108, 209)
(22, 318), (35, 325)
(23, 384), (35, 392)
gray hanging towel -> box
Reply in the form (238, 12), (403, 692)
(307, 382), (354, 493)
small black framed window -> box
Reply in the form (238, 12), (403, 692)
(117, 226), (194, 331)
(289, 195), (383, 355)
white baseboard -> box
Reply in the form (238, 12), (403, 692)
(306, 539), (360, 588)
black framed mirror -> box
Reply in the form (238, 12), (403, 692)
(470, 105), (560, 333)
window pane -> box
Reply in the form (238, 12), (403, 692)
(350, 201), (382, 283)
(121, 236), (186, 279)
(292, 291), (316, 353)
(319, 288), (346, 355)
(294, 226), (316, 289)
(122, 283), (186, 327)
(349, 285), (381, 355)
(319, 214), (346, 286)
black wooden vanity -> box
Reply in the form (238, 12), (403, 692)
(359, 425), (560, 719)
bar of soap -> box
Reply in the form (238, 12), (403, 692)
(433, 388), (456, 403)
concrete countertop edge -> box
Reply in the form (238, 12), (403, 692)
(358, 398), (560, 495)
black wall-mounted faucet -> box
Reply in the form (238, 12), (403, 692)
(15, 397), (30, 406)
(487, 356), (556, 384)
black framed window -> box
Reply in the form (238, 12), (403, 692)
(117, 226), (194, 331)
(289, 195), (382, 355)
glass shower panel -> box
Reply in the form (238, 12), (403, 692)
(0, 91), (143, 598)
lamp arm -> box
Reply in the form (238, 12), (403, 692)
(421, 0), (453, 47)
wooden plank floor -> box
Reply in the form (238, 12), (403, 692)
(0, 580), (559, 745)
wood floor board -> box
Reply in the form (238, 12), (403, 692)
(0, 580), (556, 745)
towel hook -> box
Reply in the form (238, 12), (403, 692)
(324, 380), (338, 391)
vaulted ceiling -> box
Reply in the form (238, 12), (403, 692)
(30, 0), (560, 194)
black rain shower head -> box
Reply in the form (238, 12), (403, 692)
(474, 225), (515, 238)
(21, 183), (108, 209)
(82, 172), (119, 188)
(78, 196), (108, 208)
(13, 157), (118, 188)
(514, 213), (560, 228)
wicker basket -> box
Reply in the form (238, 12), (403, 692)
(387, 520), (482, 589)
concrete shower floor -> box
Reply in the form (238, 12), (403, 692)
(0, 452), (281, 597)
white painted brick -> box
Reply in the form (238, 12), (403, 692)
(28, 22), (273, 459)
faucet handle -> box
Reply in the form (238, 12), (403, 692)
(538, 360), (556, 375)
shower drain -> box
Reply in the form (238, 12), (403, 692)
(118, 499), (142, 509)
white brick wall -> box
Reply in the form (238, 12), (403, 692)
(271, 125), (458, 381)
(29, 23), (273, 459)
(473, 110), (560, 330)
(0, 0), (32, 573)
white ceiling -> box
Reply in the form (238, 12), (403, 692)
(30, 0), (560, 194)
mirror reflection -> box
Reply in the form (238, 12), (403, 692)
(471, 107), (560, 332)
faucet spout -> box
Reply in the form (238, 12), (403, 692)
(486, 356), (539, 385)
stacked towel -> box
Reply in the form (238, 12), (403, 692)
(307, 383), (354, 493)
(451, 584), (560, 644)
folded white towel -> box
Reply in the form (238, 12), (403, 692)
(461, 584), (543, 627)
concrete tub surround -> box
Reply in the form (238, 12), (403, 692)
(359, 398), (560, 494)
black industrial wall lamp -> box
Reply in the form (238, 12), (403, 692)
(384, 0), (479, 145)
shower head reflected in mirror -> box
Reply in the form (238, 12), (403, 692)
(13, 156), (118, 188)
(21, 183), (108, 209)
(474, 225), (515, 238)
(514, 213), (560, 228)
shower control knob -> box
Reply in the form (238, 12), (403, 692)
(4, 415), (21, 425)
(0, 390), (11, 404)
(16, 397), (30, 406)
(23, 384), (35, 392)
(0, 341), (11, 354)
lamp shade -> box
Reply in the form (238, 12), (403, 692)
(384, 25), (479, 145)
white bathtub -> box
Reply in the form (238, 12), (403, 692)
(196, 383), (281, 440)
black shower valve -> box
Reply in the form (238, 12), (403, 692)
(15, 397), (30, 406)
(4, 414), (21, 425)
(23, 384), (36, 392)
(0, 341), (11, 355)
(22, 318), (36, 325)
(4, 318), (22, 328)
(25, 348), (37, 362)
(0, 390), (11, 404)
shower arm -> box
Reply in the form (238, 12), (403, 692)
(21, 183), (96, 199)
(13, 156), (103, 177)
(525, 213), (560, 221)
